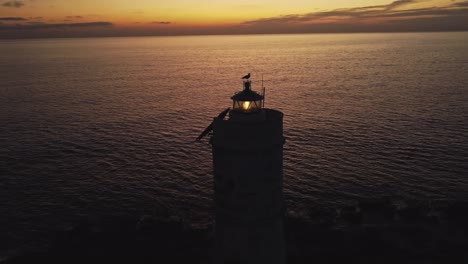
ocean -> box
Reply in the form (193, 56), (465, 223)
(1, 32), (468, 254)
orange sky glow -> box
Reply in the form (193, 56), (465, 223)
(1, 0), (467, 38)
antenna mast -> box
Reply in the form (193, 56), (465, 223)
(262, 74), (266, 108)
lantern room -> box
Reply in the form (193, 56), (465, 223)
(231, 80), (264, 113)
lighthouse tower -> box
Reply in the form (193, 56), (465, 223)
(211, 77), (285, 264)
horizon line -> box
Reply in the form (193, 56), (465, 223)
(1, 29), (468, 41)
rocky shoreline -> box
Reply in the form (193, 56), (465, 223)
(4, 199), (468, 263)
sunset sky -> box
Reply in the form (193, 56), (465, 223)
(1, 0), (468, 38)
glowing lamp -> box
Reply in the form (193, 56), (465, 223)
(231, 80), (264, 113)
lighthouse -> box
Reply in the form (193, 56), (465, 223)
(208, 76), (285, 264)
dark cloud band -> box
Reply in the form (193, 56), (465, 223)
(0, 21), (113, 30)
(150, 21), (171, 25)
(2, 1), (25, 8)
(0, 17), (26, 21)
(242, 0), (468, 25)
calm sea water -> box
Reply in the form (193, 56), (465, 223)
(1, 32), (468, 253)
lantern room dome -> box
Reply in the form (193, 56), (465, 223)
(231, 86), (264, 102)
(231, 80), (264, 114)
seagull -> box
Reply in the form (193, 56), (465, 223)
(241, 73), (251, 79)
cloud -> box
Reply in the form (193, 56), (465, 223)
(453, 1), (468, 7)
(384, 0), (418, 10)
(2, 1), (24, 8)
(0, 17), (26, 21)
(235, 0), (468, 34)
(374, 6), (468, 18)
(242, 0), (468, 26)
(150, 21), (171, 25)
(0, 21), (113, 30)
(27, 21), (45, 25)
(66, 16), (83, 19)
